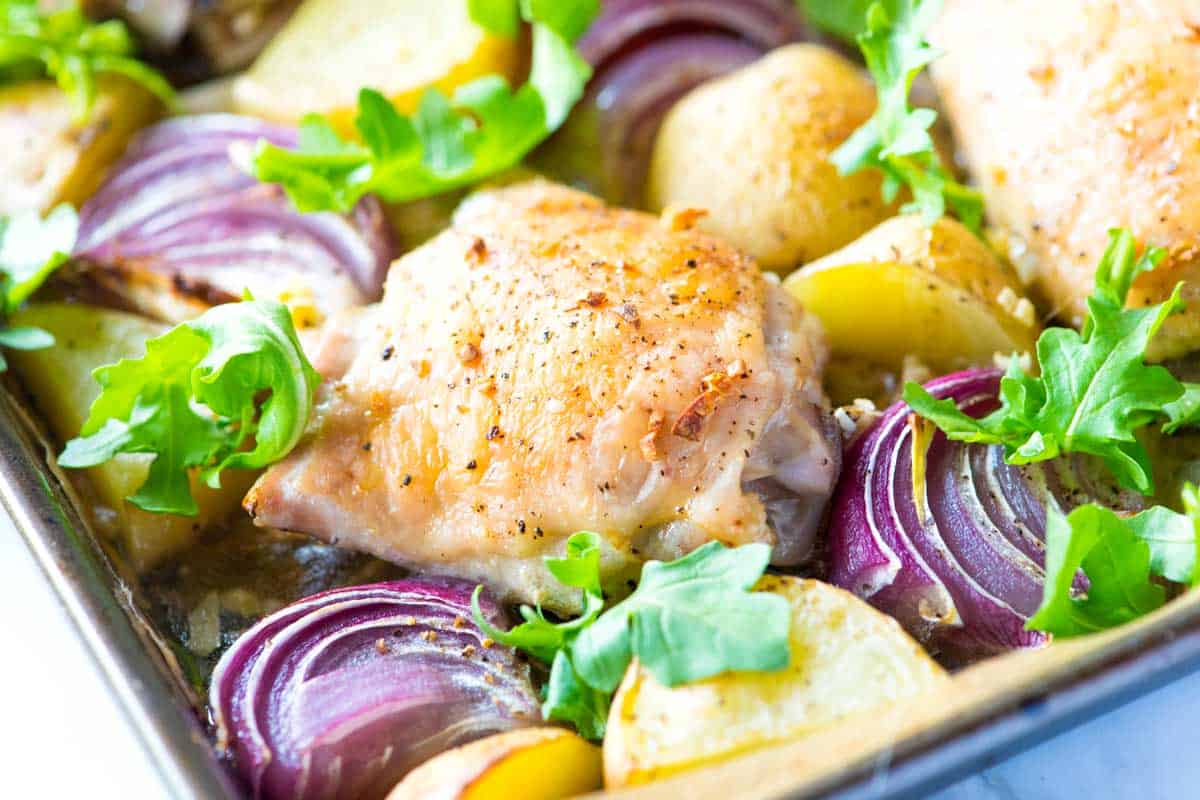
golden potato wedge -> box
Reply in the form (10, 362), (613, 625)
(647, 44), (894, 273)
(784, 215), (1040, 376)
(388, 727), (601, 800)
(8, 303), (253, 570)
(233, 0), (522, 134)
(603, 576), (947, 788)
(0, 78), (162, 215)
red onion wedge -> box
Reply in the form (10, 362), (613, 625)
(74, 114), (393, 325)
(535, 0), (808, 206)
(210, 578), (540, 800)
(827, 369), (1134, 661)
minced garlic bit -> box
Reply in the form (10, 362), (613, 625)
(834, 398), (881, 442)
(279, 281), (325, 329)
(993, 350), (1034, 373)
(900, 354), (933, 388)
(186, 592), (222, 657)
(995, 286), (1037, 327)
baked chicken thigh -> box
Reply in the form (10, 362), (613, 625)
(930, 0), (1200, 358)
(246, 181), (839, 609)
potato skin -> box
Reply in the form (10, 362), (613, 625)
(602, 576), (947, 787)
(0, 78), (161, 215)
(930, 0), (1200, 359)
(387, 727), (601, 800)
(647, 44), (893, 274)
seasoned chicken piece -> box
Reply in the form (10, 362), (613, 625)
(246, 182), (839, 609)
(930, 0), (1200, 358)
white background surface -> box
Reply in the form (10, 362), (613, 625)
(4, 511), (1200, 799)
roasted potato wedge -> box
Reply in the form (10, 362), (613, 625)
(646, 44), (894, 273)
(603, 576), (947, 787)
(388, 727), (602, 800)
(0, 78), (162, 215)
(233, 0), (522, 134)
(784, 215), (1040, 376)
(8, 303), (253, 570)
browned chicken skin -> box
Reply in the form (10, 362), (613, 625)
(245, 181), (839, 609)
(931, 0), (1200, 358)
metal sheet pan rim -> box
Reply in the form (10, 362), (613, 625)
(5, 383), (1200, 800)
(0, 392), (242, 800)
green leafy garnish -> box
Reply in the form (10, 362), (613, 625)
(1026, 498), (1200, 638)
(798, 0), (876, 41)
(1164, 383), (1200, 434)
(58, 298), (321, 516)
(904, 229), (1185, 494)
(251, 0), (599, 213)
(830, 0), (984, 234)
(471, 533), (790, 739)
(0, 204), (77, 371)
(0, 0), (173, 121)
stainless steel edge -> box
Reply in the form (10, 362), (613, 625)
(819, 619), (1200, 799)
(0, 392), (241, 800)
(9, 360), (1200, 800)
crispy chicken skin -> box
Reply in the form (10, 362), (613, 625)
(930, 0), (1200, 358)
(245, 181), (839, 609)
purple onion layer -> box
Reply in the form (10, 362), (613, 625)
(538, 0), (808, 206)
(827, 370), (1054, 659)
(74, 114), (393, 321)
(210, 578), (540, 800)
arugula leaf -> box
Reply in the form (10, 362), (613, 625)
(0, 0), (173, 121)
(543, 651), (609, 740)
(467, 0), (520, 37)
(1127, 505), (1200, 586)
(830, 0), (984, 234)
(472, 534), (790, 740)
(1164, 383), (1200, 434)
(572, 542), (790, 691)
(798, 0), (876, 40)
(1025, 499), (1200, 638)
(904, 229), (1185, 494)
(251, 0), (598, 213)
(1027, 504), (1166, 637)
(58, 299), (320, 516)
(0, 204), (77, 370)
(1182, 483), (1200, 588)
(472, 531), (606, 664)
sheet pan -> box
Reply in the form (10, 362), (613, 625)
(5, 385), (1200, 800)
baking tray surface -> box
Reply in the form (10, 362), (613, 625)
(6, 385), (1200, 800)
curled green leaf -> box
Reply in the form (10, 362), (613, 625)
(472, 536), (789, 740)
(0, 204), (78, 370)
(905, 229), (1187, 495)
(0, 0), (173, 121)
(830, 0), (985, 235)
(58, 299), (320, 516)
(252, 0), (598, 212)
